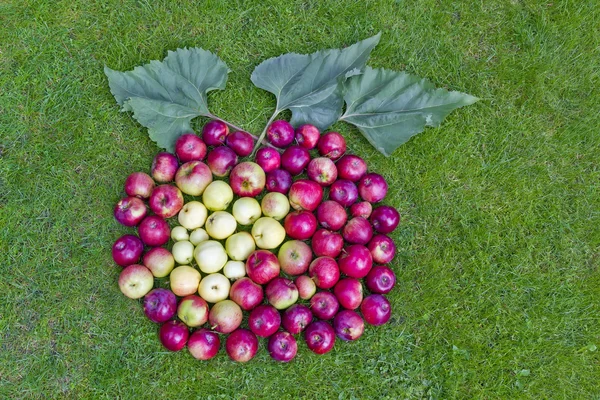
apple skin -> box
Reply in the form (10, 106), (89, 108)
(174, 161), (213, 196)
(207, 146), (238, 177)
(367, 234), (396, 264)
(177, 295), (209, 327)
(358, 173), (388, 203)
(172, 240), (194, 265)
(209, 300), (243, 334)
(365, 265), (396, 294)
(169, 265), (201, 297)
(265, 277), (299, 310)
(178, 200), (208, 230)
(225, 232), (256, 261)
(138, 215), (170, 247)
(261, 192), (290, 221)
(143, 247), (175, 277)
(329, 179), (358, 207)
(225, 131), (254, 157)
(267, 120), (295, 148)
(114, 196), (147, 227)
(194, 240), (228, 273)
(229, 162), (266, 197)
(252, 217), (286, 249)
(188, 328), (220, 360)
(265, 169), (293, 194)
(112, 234), (144, 267)
(370, 206), (400, 234)
(171, 226), (190, 242)
(205, 211), (237, 240)
(307, 157), (338, 186)
(295, 275), (317, 300)
(232, 197), (262, 226)
(361, 294), (391, 326)
(281, 145), (311, 176)
(229, 277), (264, 311)
(278, 240), (313, 275)
(226, 329), (259, 363)
(342, 217), (373, 245)
(288, 179), (323, 211)
(175, 133), (207, 162)
(143, 288), (177, 323)
(151, 152), (179, 183)
(255, 147), (281, 173)
(333, 278), (363, 310)
(202, 181), (234, 212)
(124, 172), (155, 199)
(338, 245), (373, 279)
(304, 321), (336, 354)
(281, 304), (313, 334)
(223, 260), (246, 280)
(333, 310), (364, 341)
(159, 320), (189, 352)
(316, 200), (347, 231)
(118, 264), (154, 299)
(189, 228), (209, 245)
(248, 305), (281, 338)
(308, 257), (340, 289)
(336, 155), (367, 182)
(295, 124), (320, 149)
(198, 273), (231, 303)
(350, 201), (372, 219)
(309, 291), (339, 320)
(317, 131), (346, 160)
(311, 229), (344, 258)
(284, 211), (318, 240)
(268, 331), (298, 362)
(246, 250), (280, 285)
(202, 120), (229, 146)
(149, 184), (184, 218)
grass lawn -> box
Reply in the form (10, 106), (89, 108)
(1, 0), (599, 398)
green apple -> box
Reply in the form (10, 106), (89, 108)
(189, 228), (209, 245)
(202, 181), (234, 211)
(172, 240), (194, 265)
(251, 217), (286, 249)
(178, 201), (208, 230)
(170, 265), (201, 297)
(197, 273), (230, 303)
(223, 260), (246, 280)
(225, 231), (256, 261)
(205, 211), (237, 240)
(261, 192), (290, 221)
(232, 197), (262, 225)
(171, 226), (190, 242)
(194, 240), (228, 273)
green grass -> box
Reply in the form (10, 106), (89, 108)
(1, 0), (599, 398)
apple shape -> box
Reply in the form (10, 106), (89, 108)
(138, 215), (170, 247)
(255, 147), (281, 173)
(112, 234), (144, 267)
(281, 145), (310, 175)
(288, 179), (323, 211)
(143, 288), (177, 323)
(209, 299), (243, 333)
(333, 310), (364, 341)
(336, 155), (367, 182)
(175, 161), (213, 196)
(149, 184), (184, 218)
(225, 130), (254, 156)
(281, 304), (313, 334)
(175, 133), (207, 162)
(283, 211), (317, 240)
(248, 305), (281, 337)
(311, 229), (344, 258)
(169, 265), (201, 297)
(229, 162), (266, 197)
(304, 321), (336, 354)
(367, 234), (396, 264)
(307, 157), (338, 186)
(171, 226), (190, 242)
(177, 295), (209, 327)
(361, 294), (391, 326)
(245, 250), (280, 285)
(358, 173), (388, 203)
(114, 196), (147, 227)
(316, 201), (347, 231)
(159, 320), (189, 351)
(202, 181), (234, 211)
(342, 217), (373, 245)
(308, 257), (340, 289)
(232, 197), (262, 225)
(229, 277), (264, 311)
(261, 192), (290, 221)
(226, 329), (259, 362)
(124, 172), (155, 199)
(189, 228), (209, 245)
(194, 240), (228, 273)
(365, 265), (396, 294)
(295, 124), (320, 149)
(118, 264), (154, 299)
(205, 211), (237, 240)
(252, 217), (286, 249)
(333, 278), (363, 310)
(207, 146), (238, 177)
(278, 240), (312, 275)
(329, 179), (358, 207)
(266, 277), (299, 310)
(267, 120), (295, 147)
(225, 231), (256, 261)
(201, 120), (229, 146)
(295, 275), (317, 300)
(172, 240), (194, 265)
(309, 291), (339, 320)
(188, 328), (220, 360)
(350, 201), (372, 219)
(265, 169), (292, 194)
(223, 260), (246, 280)
(317, 131), (346, 160)
(178, 201), (208, 230)
(198, 273), (231, 303)
(268, 331), (298, 362)
(338, 244), (373, 279)
(151, 152), (179, 183)
(370, 205), (400, 234)
(142, 247), (175, 278)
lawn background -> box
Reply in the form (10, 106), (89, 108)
(1, 0), (599, 398)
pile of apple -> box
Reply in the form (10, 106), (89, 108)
(112, 119), (400, 362)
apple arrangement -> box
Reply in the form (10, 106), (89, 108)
(110, 117), (402, 362)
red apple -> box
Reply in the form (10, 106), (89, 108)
(174, 161), (213, 196)
(329, 179), (358, 207)
(350, 201), (372, 219)
(358, 173), (388, 203)
(209, 300), (243, 334)
(317, 131), (346, 160)
(281, 304), (313, 334)
(308, 257), (340, 289)
(265, 169), (293, 194)
(248, 304), (281, 338)
(148, 184), (184, 218)
(138, 215), (170, 247)
(255, 147), (281, 173)
(367, 234), (396, 264)
(295, 275), (317, 300)
(225, 131), (254, 156)
(336, 155), (367, 182)
(281, 146), (310, 175)
(207, 146), (238, 177)
(151, 152), (179, 183)
(288, 179), (323, 211)
(316, 201), (347, 231)
(370, 206), (400, 234)
(229, 277), (264, 311)
(159, 320), (189, 351)
(175, 133), (207, 162)
(295, 124), (320, 149)
(342, 217), (373, 245)
(142, 247), (175, 278)
(188, 328), (220, 360)
(284, 211), (317, 240)
(118, 264), (154, 299)
(143, 288), (177, 323)
(202, 120), (229, 146)
(304, 321), (336, 354)
(112, 234), (144, 267)
(267, 120), (295, 148)
(230, 162), (266, 197)
(307, 157), (338, 186)
(177, 295), (209, 327)
(268, 331), (298, 362)
(246, 250), (280, 285)
(265, 277), (298, 310)
(309, 291), (339, 320)
(311, 229), (344, 258)
(114, 196), (147, 227)
(361, 294), (391, 326)
(333, 310), (364, 341)
(226, 329), (258, 362)
(338, 245), (373, 279)
(365, 265), (396, 294)
(278, 240), (313, 275)
(333, 278), (363, 310)
(124, 172), (155, 199)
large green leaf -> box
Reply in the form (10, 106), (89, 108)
(340, 67), (479, 156)
(251, 34), (381, 130)
(104, 48), (229, 151)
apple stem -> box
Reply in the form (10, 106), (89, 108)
(207, 113), (282, 153)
